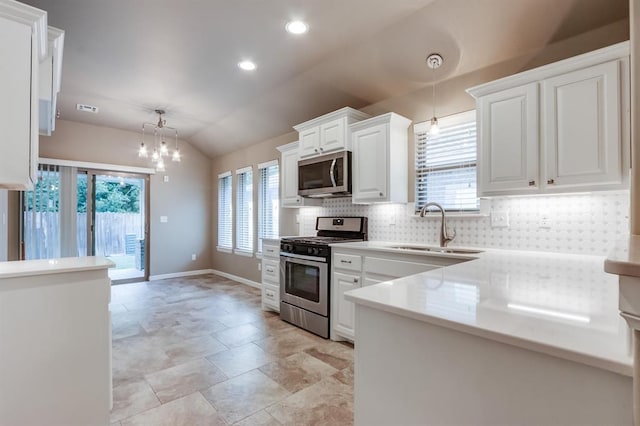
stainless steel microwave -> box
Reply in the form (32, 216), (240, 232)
(298, 151), (351, 198)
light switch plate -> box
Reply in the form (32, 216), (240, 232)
(160, 216), (168, 223)
(490, 210), (509, 228)
(163, 175), (170, 183)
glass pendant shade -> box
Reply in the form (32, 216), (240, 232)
(429, 116), (440, 136)
(172, 148), (181, 162)
(152, 148), (159, 162)
(156, 158), (166, 172)
(138, 142), (148, 158)
(160, 140), (169, 156)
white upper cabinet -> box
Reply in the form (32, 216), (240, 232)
(276, 141), (321, 208)
(478, 83), (539, 194)
(0, 1), (48, 190)
(468, 41), (629, 197)
(39, 26), (64, 136)
(542, 61), (622, 191)
(351, 112), (411, 204)
(294, 107), (370, 159)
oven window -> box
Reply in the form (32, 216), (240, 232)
(285, 262), (320, 302)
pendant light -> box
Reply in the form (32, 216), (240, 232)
(138, 110), (181, 171)
(426, 53), (443, 136)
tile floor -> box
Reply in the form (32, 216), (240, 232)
(110, 274), (354, 425)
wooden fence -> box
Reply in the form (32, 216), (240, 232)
(24, 212), (143, 259)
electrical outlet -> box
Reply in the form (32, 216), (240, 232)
(490, 210), (509, 228)
(258, 262), (262, 271)
(191, 254), (196, 261)
(163, 175), (170, 183)
(160, 216), (168, 223)
(539, 213), (552, 228)
(389, 213), (396, 226)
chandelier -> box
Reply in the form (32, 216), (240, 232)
(137, 109), (180, 171)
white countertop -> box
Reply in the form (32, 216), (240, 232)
(343, 242), (632, 376)
(0, 256), (114, 279)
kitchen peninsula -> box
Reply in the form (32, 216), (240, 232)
(0, 256), (113, 426)
(344, 245), (632, 425)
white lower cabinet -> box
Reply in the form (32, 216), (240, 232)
(331, 246), (465, 342)
(332, 271), (360, 340)
(261, 239), (281, 312)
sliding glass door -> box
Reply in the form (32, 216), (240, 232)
(85, 171), (149, 282)
(22, 165), (150, 282)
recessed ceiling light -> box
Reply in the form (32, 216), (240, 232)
(238, 60), (256, 71)
(285, 20), (308, 35)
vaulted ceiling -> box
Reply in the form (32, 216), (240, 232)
(24, 0), (628, 158)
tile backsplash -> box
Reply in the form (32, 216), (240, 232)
(297, 191), (630, 256)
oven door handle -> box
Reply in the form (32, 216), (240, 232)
(280, 252), (328, 263)
(329, 158), (337, 187)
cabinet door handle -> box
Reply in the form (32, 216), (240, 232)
(319, 147), (324, 152)
(354, 278), (359, 283)
(528, 180), (535, 186)
(547, 178), (555, 185)
(314, 148), (318, 153)
(379, 192), (383, 197)
(266, 267), (275, 273)
(296, 198), (300, 203)
(340, 259), (352, 264)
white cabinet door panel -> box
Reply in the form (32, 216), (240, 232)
(352, 123), (388, 202)
(281, 146), (302, 206)
(479, 83), (538, 195)
(319, 119), (345, 153)
(0, 16), (34, 189)
(543, 61), (621, 189)
(333, 271), (360, 339)
(299, 127), (319, 158)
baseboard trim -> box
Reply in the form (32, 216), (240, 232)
(211, 269), (262, 289)
(149, 269), (215, 281)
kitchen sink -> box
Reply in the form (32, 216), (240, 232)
(387, 245), (483, 255)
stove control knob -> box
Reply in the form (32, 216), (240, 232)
(312, 247), (319, 255)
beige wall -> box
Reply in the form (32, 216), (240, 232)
(30, 119), (213, 276)
(210, 132), (299, 283)
(209, 19), (629, 283)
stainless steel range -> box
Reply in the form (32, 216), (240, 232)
(280, 216), (367, 338)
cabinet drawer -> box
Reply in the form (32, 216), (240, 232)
(262, 242), (280, 258)
(262, 283), (280, 308)
(261, 258), (280, 283)
(334, 253), (362, 272)
(364, 257), (438, 278)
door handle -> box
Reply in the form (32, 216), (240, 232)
(329, 158), (337, 187)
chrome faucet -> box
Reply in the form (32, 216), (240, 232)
(419, 202), (456, 248)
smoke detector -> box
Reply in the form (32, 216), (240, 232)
(76, 103), (99, 113)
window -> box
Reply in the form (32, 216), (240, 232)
(258, 161), (279, 253)
(415, 110), (479, 213)
(235, 166), (253, 254)
(217, 171), (232, 251)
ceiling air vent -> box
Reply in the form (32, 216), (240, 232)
(76, 103), (99, 113)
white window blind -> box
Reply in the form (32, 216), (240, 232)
(258, 161), (279, 253)
(217, 172), (232, 250)
(415, 110), (479, 212)
(235, 167), (253, 253)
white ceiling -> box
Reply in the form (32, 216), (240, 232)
(24, 0), (628, 158)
